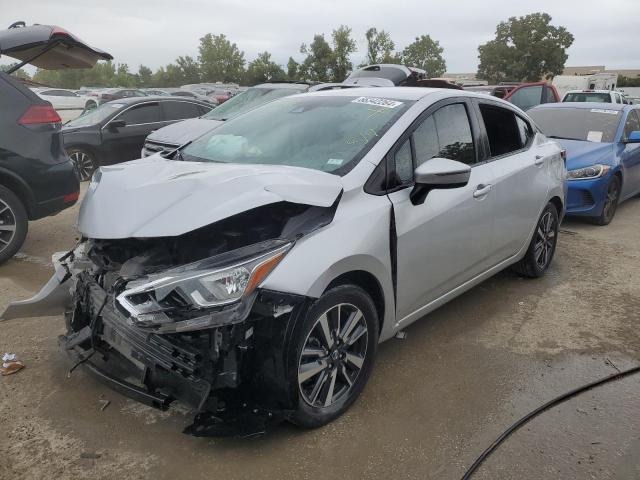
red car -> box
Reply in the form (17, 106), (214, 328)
(464, 82), (560, 111)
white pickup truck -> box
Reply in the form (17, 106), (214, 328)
(562, 89), (628, 104)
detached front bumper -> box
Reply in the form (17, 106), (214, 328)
(60, 272), (311, 436)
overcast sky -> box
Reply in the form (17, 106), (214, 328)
(3, 0), (639, 73)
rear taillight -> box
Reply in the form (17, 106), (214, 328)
(560, 149), (567, 162)
(63, 191), (80, 203)
(18, 105), (61, 125)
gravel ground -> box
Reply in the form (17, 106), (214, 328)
(1, 187), (639, 480)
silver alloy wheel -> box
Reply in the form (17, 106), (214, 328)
(69, 151), (95, 181)
(0, 198), (17, 254)
(298, 303), (368, 408)
(534, 211), (556, 269)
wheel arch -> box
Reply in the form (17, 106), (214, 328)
(325, 270), (386, 336)
(0, 168), (35, 217)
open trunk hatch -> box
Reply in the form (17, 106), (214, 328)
(0, 22), (113, 71)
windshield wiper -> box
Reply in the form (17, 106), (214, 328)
(547, 135), (583, 141)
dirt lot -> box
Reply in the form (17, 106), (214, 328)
(1, 188), (639, 480)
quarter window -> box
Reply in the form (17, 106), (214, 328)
(119, 103), (162, 124)
(413, 104), (475, 166)
(516, 116), (535, 146)
(480, 104), (524, 157)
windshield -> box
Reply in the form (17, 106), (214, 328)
(563, 92), (611, 103)
(529, 107), (621, 143)
(183, 95), (413, 174)
(65, 103), (124, 127)
(202, 87), (304, 121)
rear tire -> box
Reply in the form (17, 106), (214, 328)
(512, 202), (559, 278)
(0, 185), (28, 265)
(67, 147), (98, 182)
(288, 285), (379, 428)
(592, 175), (620, 226)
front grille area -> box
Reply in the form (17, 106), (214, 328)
(142, 140), (179, 157)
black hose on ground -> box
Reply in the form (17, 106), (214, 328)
(461, 365), (640, 480)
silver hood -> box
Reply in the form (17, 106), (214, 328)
(146, 117), (223, 145)
(78, 157), (343, 239)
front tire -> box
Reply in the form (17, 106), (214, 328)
(512, 202), (559, 278)
(593, 175), (620, 226)
(67, 148), (98, 182)
(0, 185), (28, 265)
(289, 285), (379, 428)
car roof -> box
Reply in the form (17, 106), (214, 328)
(564, 89), (615, 94)
(108, 95), (211, 105)
(532, 102), (628, 111)
(302, 86), (481, 101)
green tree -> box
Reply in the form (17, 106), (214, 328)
(401, 35), (446, 77)
(137, 65), (153, 87)
(300, 34), (334, 82)
(245, 51), (285, 85)
(331, 25), (357, 81)
(176, 56), (201, 84)
(477, 12), (574, 83)
(364, 27), (398, 65)
(287, 57), (299, 80)
(198, 33), (245, 83)
(0, 62), (31, 80)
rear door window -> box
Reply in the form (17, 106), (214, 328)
(508, 86), (543, 111)
(479, 104), (524, 156)
(119, 102), (162, 124)
(162, 101), (202, 121)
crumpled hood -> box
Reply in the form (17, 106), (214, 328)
(78, 157), (343, 239)
(556, 139), (615, 170)
(146, 117), (222, 145)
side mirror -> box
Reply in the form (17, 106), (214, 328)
(108, 120), (126, 131)
(627, 131), (640, 143)
(410, 158), (471, 205)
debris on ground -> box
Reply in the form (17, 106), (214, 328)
(1, 352), (25, 376)
(99, 399), (110, 411)
(395, 331), (407, 340)
(80, 452), (101, 459)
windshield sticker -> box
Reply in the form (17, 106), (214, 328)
(351, 96), (403, 108)
(590, 109), (619, 115)
(587, 131), (603, 142)
(327, 158), (344, 166)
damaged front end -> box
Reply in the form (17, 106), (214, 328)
(2, 199), (337, 437)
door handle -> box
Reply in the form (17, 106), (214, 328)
(473, 184), (492, 198)
(534, 154), (545, 166)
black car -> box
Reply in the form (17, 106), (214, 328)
(0, 22), (111, 263)
(97, 88), (147, 105)
(63, 96), (213, 180)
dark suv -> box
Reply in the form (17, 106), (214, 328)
(0, 22), (112, 263)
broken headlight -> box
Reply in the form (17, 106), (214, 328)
(116, 242), (291, 330)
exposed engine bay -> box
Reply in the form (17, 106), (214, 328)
(13, 200), (337, 437)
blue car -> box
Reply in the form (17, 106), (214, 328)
(529, 103), (640, 225)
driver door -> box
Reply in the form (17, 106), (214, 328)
(387, 99), (499, 323)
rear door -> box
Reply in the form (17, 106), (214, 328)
(388, 98), (498, 322)
(160, 100), (207, 126)
(101, 101), (164, 163)
(476, 100), (551, 260)
(620, 109), (640, 198)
